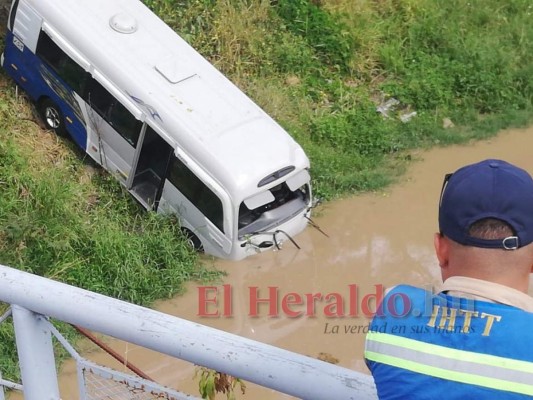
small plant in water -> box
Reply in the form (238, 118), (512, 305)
(195, 366), (246, 400)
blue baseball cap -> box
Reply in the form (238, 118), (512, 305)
(438, 159), (533, 250)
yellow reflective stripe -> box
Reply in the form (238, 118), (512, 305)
(365, 350), (533, 396)
(366, 331), (533, 374)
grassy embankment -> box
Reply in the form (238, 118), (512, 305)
(1, 0), (532, 384)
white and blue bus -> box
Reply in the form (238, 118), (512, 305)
(2, 0), (313, 260)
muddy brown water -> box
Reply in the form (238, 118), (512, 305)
(9, 126), (533, 399)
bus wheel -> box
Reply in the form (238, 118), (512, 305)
(39, 99), (67, 137)
(182, 228), (204, 252)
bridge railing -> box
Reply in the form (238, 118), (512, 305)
(0, 264), (377, 399)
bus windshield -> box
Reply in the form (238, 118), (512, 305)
(238, 183), (310, 238)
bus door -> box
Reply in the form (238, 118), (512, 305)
(84, 74), (142, 185)
(130, 125), (173, 210)
(10, 0), (41, 52)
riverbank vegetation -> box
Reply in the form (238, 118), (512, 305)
(1, 0), (532, 385)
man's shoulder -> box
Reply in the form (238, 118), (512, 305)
(440, 276), (533, 313)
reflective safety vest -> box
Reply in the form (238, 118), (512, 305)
(365, 285), (533, 399)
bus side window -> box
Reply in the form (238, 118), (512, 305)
(167, 155), (224, 233)
(84, 78), (141, 147)
(108, 101), (142, 147)
(35, 31), (87, 94)
(84, 78), (113, 118)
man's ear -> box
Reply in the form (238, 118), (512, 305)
(434, 233), (450, 270)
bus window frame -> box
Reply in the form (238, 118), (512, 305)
(8, 0), (20, 32)
(36, 30), (88, 95)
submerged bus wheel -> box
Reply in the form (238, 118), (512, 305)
(39, 98), (67, 136)
(182, 228), (204, 252)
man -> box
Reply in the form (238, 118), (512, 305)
(365, 159), (533, 399)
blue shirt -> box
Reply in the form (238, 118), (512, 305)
(365, 284), (533, 399)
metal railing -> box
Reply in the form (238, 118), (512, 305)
(0, 264), (377, 399)
(1, 307), (199, 400)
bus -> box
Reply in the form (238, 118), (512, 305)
(2, 0), (313, 261)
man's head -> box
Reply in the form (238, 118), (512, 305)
(439, 159), (533, 249)
(435, 159), (533, 290)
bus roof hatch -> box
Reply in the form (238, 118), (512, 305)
(155, 56), (197, 84)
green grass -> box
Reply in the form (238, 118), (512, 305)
(1, 0), (533, 386)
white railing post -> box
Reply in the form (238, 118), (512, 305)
(0, 371), (4, 400)
(11, 305), (60, 400)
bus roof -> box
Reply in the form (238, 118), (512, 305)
(27, 0), (309, 198)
